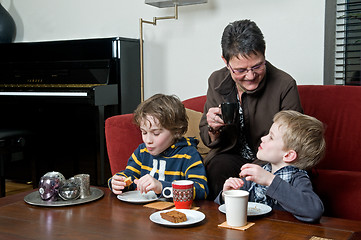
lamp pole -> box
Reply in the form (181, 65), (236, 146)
(139, 4), (178, 102)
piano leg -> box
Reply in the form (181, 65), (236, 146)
(0, 149), (5, 197)
(95, 105), (106, 186)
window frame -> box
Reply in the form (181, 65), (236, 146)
(324, 0), (337, 85)
(324, 0), (361, 85)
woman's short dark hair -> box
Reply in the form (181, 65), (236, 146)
(221, 19), (266, 63)
(133, 94), (188, 140)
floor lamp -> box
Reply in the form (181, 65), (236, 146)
(140, 0), (207, 101)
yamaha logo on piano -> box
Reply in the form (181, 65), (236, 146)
(27, 78), (43, 83)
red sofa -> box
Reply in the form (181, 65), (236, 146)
(105, 85), (361, 221)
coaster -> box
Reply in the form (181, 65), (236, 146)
(170, 206), (200, 211)
(218, 221), (255, 231)
(143, 201), (174, 210)
(309, 237), (334, 240)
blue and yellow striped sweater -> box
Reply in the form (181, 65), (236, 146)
(109, 137), (208, 200)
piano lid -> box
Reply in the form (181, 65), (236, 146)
(0, 59), (111, 87)
(0, 37), (136, 88)
(0, 37), (125, 61)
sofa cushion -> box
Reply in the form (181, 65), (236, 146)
(298, 85), (361, 172)
(311, 169), (361, 221)
(182, 95), (207, 113)
(185, 108), (210, 158)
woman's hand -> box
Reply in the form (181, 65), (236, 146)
(207, 106), (224, 127)
(111, 175), (127, 195)
(206, 107), (224, 141)
(240, 163), (275, 186)
(134, 174), (162, 194)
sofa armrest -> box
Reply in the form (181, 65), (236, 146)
(105, 114), (142, 175)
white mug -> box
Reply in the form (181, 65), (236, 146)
(224, 190), (249, 227)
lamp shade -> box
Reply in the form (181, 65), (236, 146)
(145, 0), (207, 8)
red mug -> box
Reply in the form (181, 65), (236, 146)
(162, 180), (194, 209)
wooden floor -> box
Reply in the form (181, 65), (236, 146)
(5, 180), (34, 196)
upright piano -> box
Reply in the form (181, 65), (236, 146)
(0, 37), (140, 186)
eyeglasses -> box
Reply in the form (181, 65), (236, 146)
(227, 61), (266, 76)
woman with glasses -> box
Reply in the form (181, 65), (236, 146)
(200, 19), (303, 200)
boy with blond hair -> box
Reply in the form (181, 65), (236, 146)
(215, 110), (326, 222)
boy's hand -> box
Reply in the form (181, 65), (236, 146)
(134, 174), (162, 195)
(240, 163), (275, 186)
(111, 175), (128, 195)
(223, 177), (244, 192)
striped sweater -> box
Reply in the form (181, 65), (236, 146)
(108, 137), (208, 199)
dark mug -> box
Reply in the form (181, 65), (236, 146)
(221, 102), (238, 124)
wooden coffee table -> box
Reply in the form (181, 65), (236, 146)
(0, 187), (360, 240)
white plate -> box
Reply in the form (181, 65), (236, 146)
(117, 190), (158, 203)
(218, 202), (272, 216)
(150, 209), (205, 227)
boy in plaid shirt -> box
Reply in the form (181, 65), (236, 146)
(215, 110), (325, 222)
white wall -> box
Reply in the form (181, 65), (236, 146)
(3, 0), (325, 101)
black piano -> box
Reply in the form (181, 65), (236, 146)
(0, 37), (140, 186)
